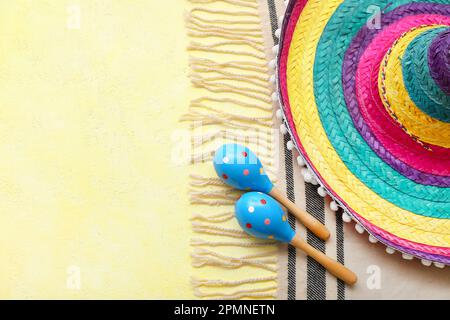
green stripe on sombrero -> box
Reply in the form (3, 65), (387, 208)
(313, 0), (450, 218)
(403, 27), (450, 122)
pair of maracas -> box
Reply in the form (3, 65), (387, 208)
(213, 144), (357, 286)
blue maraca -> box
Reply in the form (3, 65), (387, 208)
(236, 192), (357, 286)
(214, 143), (330, 241)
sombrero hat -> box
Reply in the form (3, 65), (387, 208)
(275, 0), (450, 266)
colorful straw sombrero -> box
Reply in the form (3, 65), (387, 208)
(276, 0), (450, 266)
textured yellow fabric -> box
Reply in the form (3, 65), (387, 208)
(286, 0), (450, 246)
(379, 25), (450, 148)
(0, 0), (195, 299)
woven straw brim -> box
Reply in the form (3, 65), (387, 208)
(277, 0), (450, 264)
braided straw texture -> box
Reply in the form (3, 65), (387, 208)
(380, 25), (450, 147)
(277, 0), (450, 262)
(351, 11), (450, 180)
(314, 7), (450, 214)
(319, 3), (450, 202)
(285, 0), (450, 247)
(403, 26), (450, 111)
(428, 28), (450, 95)
(402, 28), (450, 122)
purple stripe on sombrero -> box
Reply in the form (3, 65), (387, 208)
(342, 3), (450, 187)
(369, 229), (450, 264)
(428, 28), (450, 96)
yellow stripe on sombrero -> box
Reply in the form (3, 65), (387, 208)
(287, 0), (450, 246)
(379, 25), (450, 148)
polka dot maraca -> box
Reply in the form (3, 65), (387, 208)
(213, 143), (273, 193)
(236, 192), (357, 286)
(214, 143), (330, 241)
(235, 192), (294, 242)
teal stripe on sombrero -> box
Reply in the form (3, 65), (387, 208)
(403, 27), (450, 122)
(313, 0), (450, 218)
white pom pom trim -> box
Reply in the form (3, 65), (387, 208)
(421, 259), (432, 267)
(386, 247), (396, 255)
(433, 262), (445, 269)
(330, 201), (339, 212)
(276, 109), (283, 119)
(280, 124), (288, 135)
(275, 29), (281, 39)
(368, 235), (378, 244)
(317, 186), (327, 197)
(355, 224), (365, 234)
(342, 212), (352, 223)
(286, 140), (294, 151)
(296, 156), (305, 167)
(303, 171), (312, 183)
(402, 253), (414, 260)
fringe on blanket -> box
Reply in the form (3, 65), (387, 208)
(184, 0), (279, 299)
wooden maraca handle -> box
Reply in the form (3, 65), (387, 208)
(270, 187), (330, 241)
(291, 234), (357, 285)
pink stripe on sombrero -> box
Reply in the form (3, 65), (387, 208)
(277, 1), (450, 257)
(356, 14), (450, 176)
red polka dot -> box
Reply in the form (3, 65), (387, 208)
(242, 151), (248, 157)
(260, 199), (267, 205)
(246, 223), (252, 229)
(222, 174), (228, 180)
(243, 169), (250, 176)
(264, 219), (271, 225)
